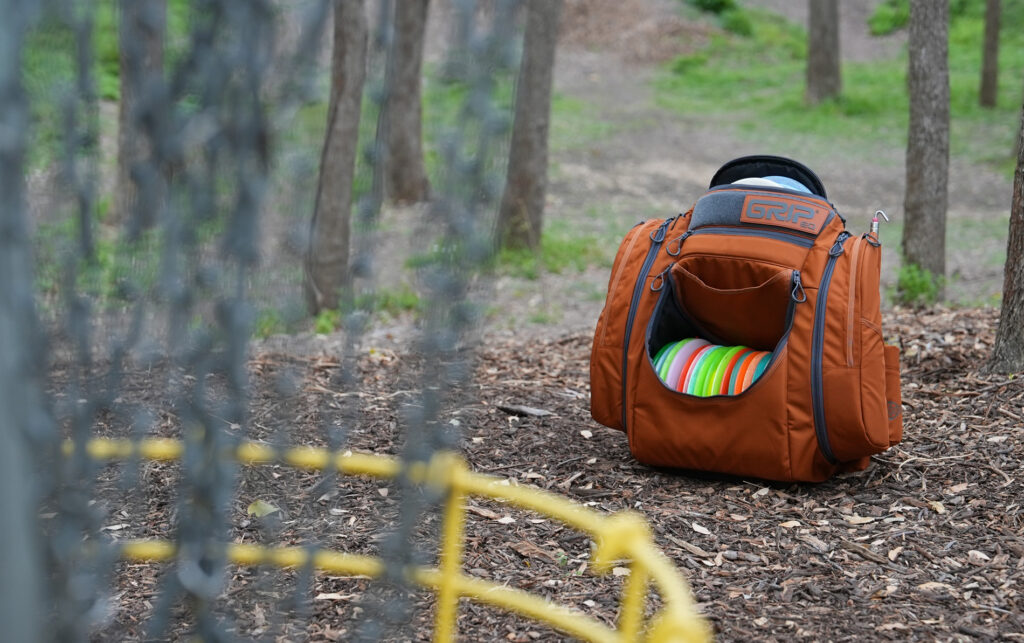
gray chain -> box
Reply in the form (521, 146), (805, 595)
(8, 0), (523, 640)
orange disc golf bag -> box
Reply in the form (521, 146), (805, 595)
(590, 156), (902, 482)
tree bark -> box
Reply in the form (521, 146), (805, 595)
(304, 0), (368, 314)
(806, 0), (841, 104)
(115, 0), (165, 229)
(987, 92), (1024, 373)
(386, 0), (430, 203)
(496, 0), (564, 251)
(902, 0), (949, 293)
(980, 0), (1000, 108)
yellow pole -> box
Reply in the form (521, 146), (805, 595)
(616, 561), (649, 641)
(433, 457), (467, 643)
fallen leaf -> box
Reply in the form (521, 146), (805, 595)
(497, 404), (552, 417)
(928, 501), (946, 514)
(967, 550), (990, 565)
(844, 514), (876, 525)
(315, 592), (356, 601)
(797, 534), (830, 553)
(779, 520), (801, 529)
(916, 581), (956, 595)
(612, 567), (631, 576)
(510, 540), (555, 562)
(497, 515), (516, 524)
(664, 534), (714, 558)
(945, 483), (969, 494)
(246, 499), (280, 518)
(876, 623), (909, 632)
(691, 522), (711, 535)
(888, 546), (903, 561)
(467, 505), (501, 520)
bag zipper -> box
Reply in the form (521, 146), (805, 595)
(812, 230), (850, 464)
(846, 235), (866, 367)
(689, 225), (815, 248)
(621, 217), (674, 430)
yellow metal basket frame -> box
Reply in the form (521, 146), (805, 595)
(72, 437), (711, 642)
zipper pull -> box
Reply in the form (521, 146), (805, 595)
(791, 271), (806, 303)
(829, 231), (851, 257)
(650, 265), (671, 292)
(650, 218), (671, 243)
(666, 230), (691, 256)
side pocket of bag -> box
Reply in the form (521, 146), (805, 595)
(590, 220), (658, 431)
(821, 235), (890, 461)
(884, 343), (903, 445)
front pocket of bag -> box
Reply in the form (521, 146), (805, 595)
(672, 256), (794, 351)
(631, 339), (794, 480)
(631, 275), (805, 480)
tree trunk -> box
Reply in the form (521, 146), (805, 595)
(902, 0), (949, 294)
(987, 92), (1024, 373)
(806, 0), (841, 104)
(386, 0), (430, 203)
(979, 0), (1000, 108)
(304, 0), (368, 314)
(115, 0), (166, 229)
(496, 0), (563, 251)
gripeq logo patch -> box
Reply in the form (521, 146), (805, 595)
(740, 193), (831, 234)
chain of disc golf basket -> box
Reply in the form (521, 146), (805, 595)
(25, 0), (330, 639)
(348, 1), (523, 639)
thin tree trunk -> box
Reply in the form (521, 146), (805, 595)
(806, 0), (841, 104)
(902, 0), (950, 294)
(304, 0), (368, 314)
(496, 0), (563, 251)
(115, 0), (165, 229)
(386, 0), (430, 203)
(987, 92), (1024, 373)
(980, 0), (1000, 108)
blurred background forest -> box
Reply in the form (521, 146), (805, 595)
(22, 0), (1023, 344)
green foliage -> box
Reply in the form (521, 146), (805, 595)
(686, 0), (736, 14)
(313, 308), (340, 335)
(894, 262), (942, 308)
(311, 286), (422, 335)
(867, 0), (909, 36)
(868, 0), (973, 35)
(253, 308), (287, 339)
(657, 2), (1024, 175)
(720, 9), (753, 36)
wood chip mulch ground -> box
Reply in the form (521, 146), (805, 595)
(87, 306), (1023, 641)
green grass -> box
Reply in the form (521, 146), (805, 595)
(24, 0), (192, 169)
(496, 219), (615, 280)
(656, 2), (1024, 174)
(549, 93), (617, 152)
